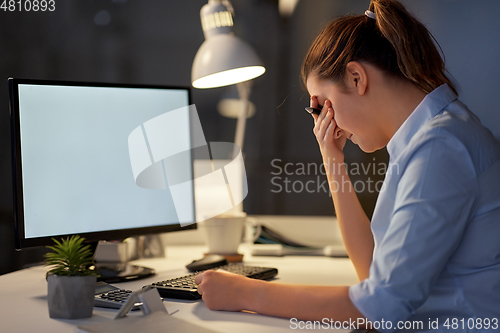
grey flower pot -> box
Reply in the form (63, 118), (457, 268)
(47, 275), (96, 319)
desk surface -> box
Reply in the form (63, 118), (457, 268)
(0, 245), (358, 333)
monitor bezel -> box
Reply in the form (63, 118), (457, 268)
(9, 78), (197, 250)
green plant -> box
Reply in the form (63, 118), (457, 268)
(44, 235), (99, 278)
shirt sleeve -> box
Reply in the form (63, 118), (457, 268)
(349, 133), (478, 330)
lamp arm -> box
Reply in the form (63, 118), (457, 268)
(233, 81), (252, 159)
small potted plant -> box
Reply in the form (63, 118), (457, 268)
(44, 235), (99, 319)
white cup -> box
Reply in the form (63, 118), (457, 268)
(243, 217), (262, 245)
(201, 212), (261, 254)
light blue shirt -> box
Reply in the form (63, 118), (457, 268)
(349, 84), (500, 333)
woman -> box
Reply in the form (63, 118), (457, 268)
(195, 0), (500, 331)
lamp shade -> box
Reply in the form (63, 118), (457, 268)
(191, 33), (265, 89)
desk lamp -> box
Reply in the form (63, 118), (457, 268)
(191, 0), (265, 157)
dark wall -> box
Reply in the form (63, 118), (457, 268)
(0, 0), (290, 275)
(2, 0), (500, 275)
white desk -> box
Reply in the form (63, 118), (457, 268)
(0, 245), (358, 333)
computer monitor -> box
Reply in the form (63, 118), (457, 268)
(9, 78), (197, 279)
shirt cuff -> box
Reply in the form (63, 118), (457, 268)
(349, 280), (414, 333)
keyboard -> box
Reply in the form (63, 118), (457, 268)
(147, 263), (278, 300)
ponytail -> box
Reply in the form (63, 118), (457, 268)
(302, 0), (457, 95)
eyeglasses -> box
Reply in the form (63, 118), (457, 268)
(304, 104), (324, 116)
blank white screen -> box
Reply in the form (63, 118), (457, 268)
(17, 84), (193, 238)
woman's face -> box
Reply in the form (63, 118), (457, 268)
(306, 75), (385, 153)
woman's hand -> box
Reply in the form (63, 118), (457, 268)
(195, 270), (256, 311)
(311, 96), (347, 165)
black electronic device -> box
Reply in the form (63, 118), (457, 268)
(148, 263), (278, 300)
(9, 78), (197, 281)
(94, 281), (141, 311)
(186, 254), (227, 272)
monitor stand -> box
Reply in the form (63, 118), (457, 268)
(95, 262), (155, 283)
(89, 241), (156, 283)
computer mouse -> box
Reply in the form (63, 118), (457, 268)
(186, 254), (228, 272)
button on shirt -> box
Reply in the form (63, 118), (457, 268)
(349, 84), (500, 332)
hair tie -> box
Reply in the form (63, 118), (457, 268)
(365, 10), (376, 20)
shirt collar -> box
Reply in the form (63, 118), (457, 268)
(386, 84), (458, 159)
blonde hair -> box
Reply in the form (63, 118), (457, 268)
(302, 0), (457, 95)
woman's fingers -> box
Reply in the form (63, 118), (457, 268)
(316, 101), (335, 138)
(194, 272), (205, 295)
(310, 96), (320, 121)
(312, 98), (328, 129)
(310, 95), (319, 109)
(310, 98), (345, 146)
(194, 270), (250, 311)
(317, 107), (334, 140)
(194, 272), (203, 285)
(324, 121), (336, 139)
(309, 97), (347, 159)
(317, 99), (328, 121)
